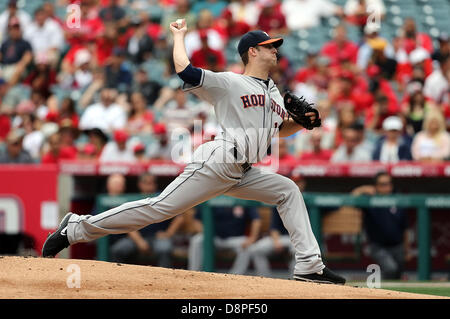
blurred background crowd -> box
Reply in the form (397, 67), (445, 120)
(0, 0), (449, 165)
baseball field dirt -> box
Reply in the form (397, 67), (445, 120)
(0, 256), (445, 299)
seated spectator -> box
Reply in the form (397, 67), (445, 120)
(23, 53), (58, 99)
(0, 17), (33, 85)
(147, 123), (172, 160)
(133, 142), (147, 163)
(351, 171), (410, 280)
(248, 207), (295, 277)
(126, 91), (154, 136)
(365, 93), (398, 134)
(161, 87), (197, 134)
(344, 0), (385, 32)
(41, 132), (77, 164)
(256, 0), (288, 37)
(190, 30), (226, 72)
(104, 47), (133, 93)
(184, 9), (225, 58)
(99, 0), (127, 27)
(21, 113), (45, 161)
(0, 129), (33, 163)
(299, 129), (333, 161)
(188, 205), (261, 275)
(423, 56), (449, 104)
(401, 88), (431, 135)
(161, 0), (197, 36)
(110, 172), (184, 267)
(46, 97), (80, 129)
(192, 0), (228, 18)
(331, 125), (372, 162)
(131, 68), (162, 106)
(23, 6), (64, 65)
(431, 33), (449, 63)
(281, 0), (343, 31)
(0, 0), (32, 43)
(227, 0), (261, 27)
(396, 18), (433, 55)
(372, 116), (412, 163)
(126, 16), (154, 65)
(79, 87), (127, 133)
(213, 8), (250, 43)
(321, 23), (359, 67)
(411, 111), (450, 162)
(84, 128), (109, 159)
(99, 129), (137, 163)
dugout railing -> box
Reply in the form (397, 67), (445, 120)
(94, 193), (450, 281)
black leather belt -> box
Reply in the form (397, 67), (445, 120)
(232, 147), (252, 174)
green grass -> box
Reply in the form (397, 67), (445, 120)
(383, 287), (450, 297)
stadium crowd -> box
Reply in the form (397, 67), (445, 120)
(0, 0), (449, 165)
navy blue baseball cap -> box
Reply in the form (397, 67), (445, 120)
(237, 30), (283, 56)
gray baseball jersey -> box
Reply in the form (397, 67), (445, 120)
(184, 70), (288, 163)
(65, 69), (325, 276)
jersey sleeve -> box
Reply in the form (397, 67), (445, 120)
(182, 69), (232, 105)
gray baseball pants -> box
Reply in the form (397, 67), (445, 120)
(66, 140), (325, 275)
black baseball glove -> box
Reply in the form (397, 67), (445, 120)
(283, 91), (321, 130)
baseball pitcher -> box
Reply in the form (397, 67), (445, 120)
(43, 19), (345, 285)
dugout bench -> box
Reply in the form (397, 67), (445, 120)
(94, 193), (450, 280)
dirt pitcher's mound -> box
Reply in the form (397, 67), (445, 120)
(0, 256), (441, 299)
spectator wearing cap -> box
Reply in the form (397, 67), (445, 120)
(281, 0), (343, 30)
(432, 33), (449, 63)
(331, 124), (372, 162)
(133, 142), (147, 163)
(190, 30), (226, 72)
(126, 16), (154, 65)
(321, 23), (358, 67)
(147, 123), (172, 160)
(126, 91), (154, 136)
(372, 116), (412, 163)
(411, 110), (450, 162)
(41, 132), (77, 164)
(23, 7), (64, 65)
(423, 55), (449, 104)
(0, 129), (33, 164)
(365, 93), (399, 134)
(256, 0), (288, 37)
(213, 8), (250, 43)
(0, 0), (32, 43)
(78, 143), (97, 160)
(79, 87), (127, 133)
(104, 47), (133, 92)
(99, 129), (137, 163)
(0, 16), (33, 85)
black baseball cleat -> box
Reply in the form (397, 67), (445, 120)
(42, 212), (72, 257)
(293, 267), (346, 285)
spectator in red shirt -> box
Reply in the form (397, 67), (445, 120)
(23, 53), (58, 99)
(46, 97), (80, 129)
(397, 18), (433, 55)
(191, 30), (226, 72)
(213, 8), (250, 44)
(41, 132), (77, 164)
(321, 23), (359, 66)
(64, 1), (104, 47)
(299, 129), (333, 161)
(127, 91), (154, 135)
(256, 0), (288, 37)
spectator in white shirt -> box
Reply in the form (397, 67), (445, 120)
(0, 0), (32, 44)
(79, 88), (127, 133)
(99, 129), (137, 163)
(423, 56), (449, 104)
(331, 125), (372, 162)
(23, 7), (64, 65)
(227, 0), (261, 27)
(281, 0), (343, 30)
